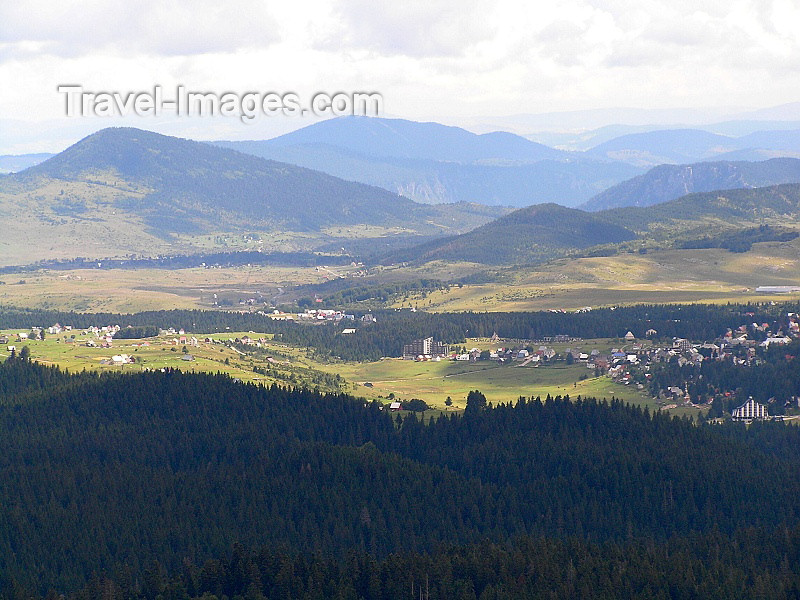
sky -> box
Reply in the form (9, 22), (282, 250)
(1, 0), (799, 153)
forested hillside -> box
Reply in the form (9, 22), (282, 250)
(581, 157), (800, 211)
(15, 127), (427, 232)
(392, 182), (800, 266)
(4, 358), (800, 595)
(55, 530), (800, 600)
(388, 203), (637, 265)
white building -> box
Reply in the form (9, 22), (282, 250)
(731, 397), (768, 422)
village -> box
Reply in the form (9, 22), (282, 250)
(399, 310), (800, 420)
(1, 308), (799, 422)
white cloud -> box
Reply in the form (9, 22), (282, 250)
(0, 0), (280, 58)
(1, 0), (799, 152)
(317, 0), (496, 58)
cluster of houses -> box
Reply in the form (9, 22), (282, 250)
(5, 324), (212, 353)
(296, 309), (356, 323)
(402, 335), (576, 364)
(605, 314), (800, 418)
(2, 323), (124, 349)
(611, 318), (799, 384)
(266, 309), (377, 330)
(401, 314), (800, 420)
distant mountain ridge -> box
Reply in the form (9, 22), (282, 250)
(0, 153), (53, 173)
(217, 117), (643, 207)
(0, 127), (505, 266)
(580, 158), (800, 211)
(388, 203), (637, 265)
(17, 127), (434, 232)
(216, 139), (641, 206)
(259, 116), (569, 163)
(392, 183), (800, 265)
(218, 117), (800, 208)
(587, 129), (737, 166)
(586, 128), (800, 167)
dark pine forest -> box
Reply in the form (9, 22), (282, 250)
(2, 356), (800, 597)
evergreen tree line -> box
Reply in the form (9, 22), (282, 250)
(1, 302), (796, 361)
(0, 251), (355, 275)
(50, 529), (800, 600)
(3, 358), (800, 593)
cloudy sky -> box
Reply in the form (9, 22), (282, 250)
(1, 0), (799, 153)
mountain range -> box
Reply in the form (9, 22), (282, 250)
(8, 116), (800, 212)
(0, 127), (501, 266)
(580, 158), (800, 211)
(586, 128), (800, 166)
(4, 121), (800, 269)
(216, 117), (643, 207)
(391, 183), (800, 266)
(217, 117), (800, 208)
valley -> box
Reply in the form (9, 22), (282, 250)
(10, 4), (800, 596)
(3, 117), (800, 599)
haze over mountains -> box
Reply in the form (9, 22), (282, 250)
(586, 128), (800, 166)
(0, 127), (500, 265)
(0, 153), (55, 174)
(216, 116), (800, 209)
(581, 158), (800, 211)
(216, 117), (642, 207)
(7, 115), (800, 213)
(3, 118), (800, 268)
(393, 183), (800, 266)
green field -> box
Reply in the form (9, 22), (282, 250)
(325, 337), (653, 409)
(1, 237), (800, 314)
(4, 331), (656, 413)
(334, 358), (652, 409)
(397, 240), (800, 311)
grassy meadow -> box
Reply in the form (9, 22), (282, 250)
(0, 264), (340, 312)
(0, 237), (798, 314)
(398, 240), (800, 311)
(2, 330), (655, 413)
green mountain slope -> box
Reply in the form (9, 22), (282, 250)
(389, 203), (637, 264)
(392, 184), (800, 265)
(581, 158), (800, 211)
(0, 128), (504, 265)
(599, 183), (800, 243)
(18, 127), (432, 232)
